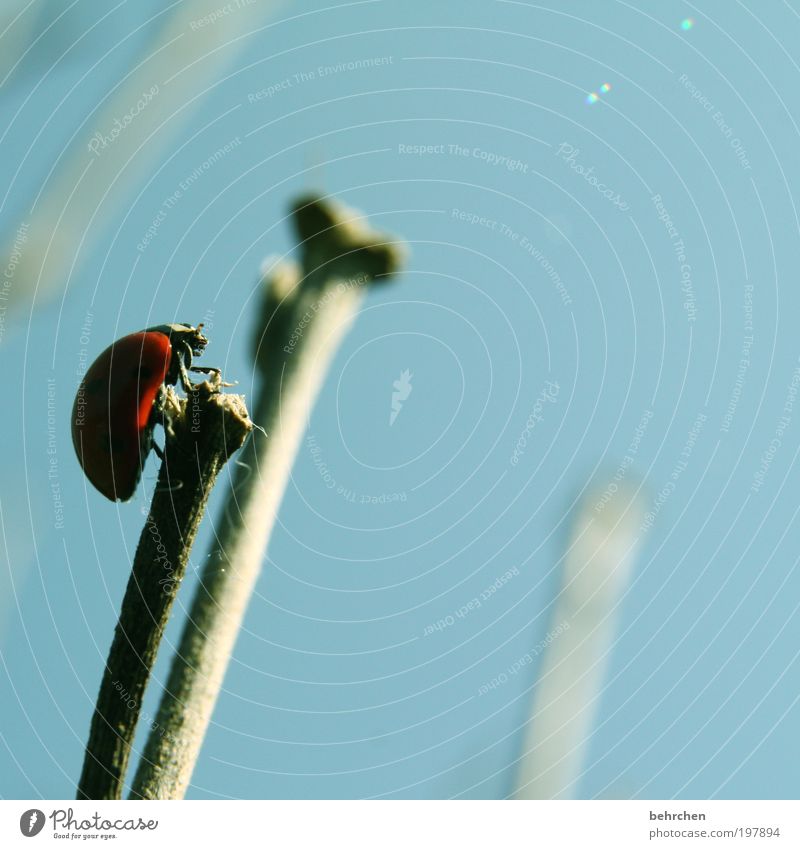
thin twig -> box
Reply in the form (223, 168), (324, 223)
(77, 381), (253, 800)
(131, 194), (406, 799)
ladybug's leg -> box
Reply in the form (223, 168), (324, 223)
(176, 341), (227, 388)
(176, 343), (195, 392)
(152, 440), (165, 461)
(191, 366), (236, 388)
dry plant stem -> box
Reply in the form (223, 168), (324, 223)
(76, 384), (252, 800)
(132, 195), (405, 800)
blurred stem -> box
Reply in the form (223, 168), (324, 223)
(77, 382), (253, 800)
(131, 194), (405, 800)
(512, 484), (644, 799)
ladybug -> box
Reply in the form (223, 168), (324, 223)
(72, 323), (215, 502)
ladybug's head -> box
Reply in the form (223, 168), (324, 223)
(147, 323), (209, 356)
(169, 323), (208, 356)
(144, 323), (210, 387)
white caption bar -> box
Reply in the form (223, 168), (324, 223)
(2, 800), (796, 847)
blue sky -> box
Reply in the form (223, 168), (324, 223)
(1, 0), (799, 799)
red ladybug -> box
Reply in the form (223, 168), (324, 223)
(72, 323), (214, 502)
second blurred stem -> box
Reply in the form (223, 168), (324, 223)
(513, 484), (644, 799)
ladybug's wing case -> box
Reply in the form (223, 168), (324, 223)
(72, 332), (172, 501)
